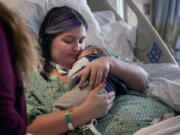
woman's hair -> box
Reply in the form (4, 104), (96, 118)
(0, 2), (42, 84)
(39, 6), (88, 75)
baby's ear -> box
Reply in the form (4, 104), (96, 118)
(90, 49), (98, 54)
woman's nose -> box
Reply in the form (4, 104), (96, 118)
(73, 42), (82, 51)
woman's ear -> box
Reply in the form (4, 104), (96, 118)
(89, 49), (98, 54)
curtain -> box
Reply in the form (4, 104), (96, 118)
(153, 0), (180, 60)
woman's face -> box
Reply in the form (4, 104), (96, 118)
(51, 25), (86, 68)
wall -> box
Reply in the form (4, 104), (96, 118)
(107, 0), (152, 25)
(125, 0), (152, 26)
(108, 0), (124, 19)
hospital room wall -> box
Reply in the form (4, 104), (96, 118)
(126, 0), (152, 26)
(108, 0), (152, 26)
(2, 0), (152, 26)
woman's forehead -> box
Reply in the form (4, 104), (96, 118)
(60, 25), (87, 38)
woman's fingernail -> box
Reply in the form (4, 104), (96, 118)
(79, 85), (82, 89)
(102, 81), (106, 86)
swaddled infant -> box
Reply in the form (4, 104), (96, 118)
(53, 45), (129, 110)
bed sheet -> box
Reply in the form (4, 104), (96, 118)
(134, 115), (180, 135)
(138, 63), (180, 113)
(139, 63), (180, 80)
(133, 63), (180, 135)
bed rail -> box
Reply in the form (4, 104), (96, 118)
(125, 0), (177, 64)
(87, 0), (177, 65)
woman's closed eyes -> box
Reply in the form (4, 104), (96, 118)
(62, 37), (85, 45)
(63, 38), (73, 44)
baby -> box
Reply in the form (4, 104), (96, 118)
(53, 45), (129, 110)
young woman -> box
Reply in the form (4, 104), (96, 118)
(26, 6), (173, 135)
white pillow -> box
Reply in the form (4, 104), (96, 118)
(11, 0), (105, 46)
(3, 0), (136, 60)
(93, 10), (116, 26)
(101, 21), (137, 60)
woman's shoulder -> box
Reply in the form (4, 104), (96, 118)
(29, 70), (47, 83)
(28, 70), (60, 82)
(26, 70), (70, 119)
(26, 70), (66, 92)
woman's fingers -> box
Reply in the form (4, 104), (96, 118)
(92, 82), (105, 93)
(86, 84), (115, 118)
(89, 67), (108, 90)
(101, 70), (108, 85)
(93, 68), (108, 89)
(89, 68), (98, 90)
(106, 92), (115, 112)
(94, 71), (103, 89)
(78, 57), (110, 90)
(79, 67), (90, 88)
(107, 92), (115, 102)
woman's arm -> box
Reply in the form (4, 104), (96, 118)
(27, 84), (115, 135)
(108, 57), (148, 92)
(78, 57), (148, 92)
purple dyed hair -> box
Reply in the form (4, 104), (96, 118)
(39, 6), (88, 77)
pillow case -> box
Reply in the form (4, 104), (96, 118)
(4, 0), (136, 60)
(93, 10), (116, 26)
(12, 0), (105, 46)
(92, 10), (137, 60)
(101, 21), (137, 60)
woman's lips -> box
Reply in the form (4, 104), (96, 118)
(69, 54), (78, 59)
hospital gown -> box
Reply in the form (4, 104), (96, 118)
(26, 59), (175, 135)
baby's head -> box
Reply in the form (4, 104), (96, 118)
(78, 45), (108, 59)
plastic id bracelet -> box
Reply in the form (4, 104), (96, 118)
(64, 112), (74, 131)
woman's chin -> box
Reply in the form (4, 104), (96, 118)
(66, 60), (76, 68)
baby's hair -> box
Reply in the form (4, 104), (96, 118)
(85, 45), (109, 56)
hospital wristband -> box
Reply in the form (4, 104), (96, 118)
(64, 112), (74, 131)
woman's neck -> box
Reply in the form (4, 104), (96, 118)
(49, 61), (69, 75)
(49, 67), (68, 84)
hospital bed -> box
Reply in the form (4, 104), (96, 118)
(88, 1), (180, 134)
(87, 0), (177, 64)
(2, 0), (180, 134)
(2, 0), (177, 64)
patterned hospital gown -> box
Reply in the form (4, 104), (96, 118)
(26, 59), (175, 135)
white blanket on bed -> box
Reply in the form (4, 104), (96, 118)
(139, 63), (180, 113)
(134, 115), (180, 135)
(146, 77), (180, 113)
(134, 63), (180, 135)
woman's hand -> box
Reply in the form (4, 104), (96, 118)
(27, 83), (115, 135)
(81, 83), (115, 119)
(77, 56), (148, 92)
(77, 57), (111, 90)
